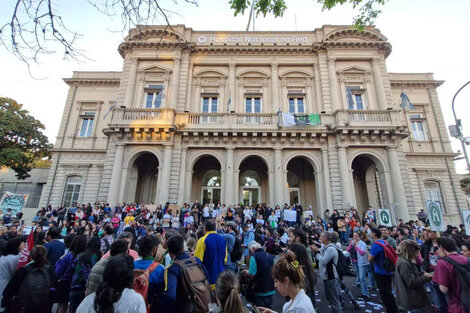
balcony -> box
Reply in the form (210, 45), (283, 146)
(109, 108), (175, 129)
(333, 109), (405, 129)
(178, 113), (279, 129)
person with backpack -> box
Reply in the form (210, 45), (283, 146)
(160, 233), (211, 313)
(368, 227), (398, 313)
(242, 223), (255, 266)
(247, 241), (276, 309)
(134, 235), (165, 308)
(2, 245), (54, 313)
(310, 231), (342, 313)
(433, 236), (470, 313)
(100, 225), (115, 254)
(394, 240), (433, 313)
(76, 254), (146, 313)
(219, 221), (241, 273)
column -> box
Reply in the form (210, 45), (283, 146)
(185, 64), (194, 112)
(156, 145), (173, 204)
(372, 57), (387, 110)
(177, 148), (187, 205)
(313, 63), (324, 112)
(184, 170), (193, 203)
(337, 146), (355, 208)
(107, 143), (125, 206)
(328, 57), (340, 111)
(274, 148), (284, 206)
(268, 171), (275, 206)
(271, 63), (279, 111)
(225, 147), (234, 205)
(169, 57), (181, 109)
(233, 170), (240, 205)
(124, 58), (138, 108)
(386, 146), (409, 221)
(228, 63), (236, 112)
(321, 148), (334, 213)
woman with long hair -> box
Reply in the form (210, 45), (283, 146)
(214, 270), (248, 313)
(288, 243), (317, 306)
(395, 240), (433, 313)
(0, 236), (26, 307)
(76, 255), (146, 313)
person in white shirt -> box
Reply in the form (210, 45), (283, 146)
(162, 211), (171, 229)
(268, 211), (278, 229)
(203, 204), (210, 221)
(171, 211), (180, 229)
(258, 252), (315, 313)
(77, 254), (146, 313)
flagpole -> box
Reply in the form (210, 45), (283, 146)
(451, 80), (470, 174)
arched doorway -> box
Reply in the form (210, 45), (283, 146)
(351, 155), (389, 214)
(192, 156), (222, 205)
(286, 157), (317, 208)
(239, 156), (268, 206)
(129, 153), (159, 204)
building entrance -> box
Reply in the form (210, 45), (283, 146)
(191, 156), (221, 206)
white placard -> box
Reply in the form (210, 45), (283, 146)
(379, 209), (392, 227)
(427, 202), (445, 232)
(462, 210), (470, 236)
(303, 210), (314, 219)
(283, 210), (297, 222)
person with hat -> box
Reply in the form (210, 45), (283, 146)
(219, 219), (239, 273)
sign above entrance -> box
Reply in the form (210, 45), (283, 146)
(427, 201), (445, 232)
(379, 209), (392, 227)
(196, 34), (310, 45)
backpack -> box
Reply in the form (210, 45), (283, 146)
(442, 257), (470, 311)
(373, 241), (398, 272)
(133, 262), (160, 306)
(229, 233), (243, 262)
(18, 264), (52, 313)
(332, 247), (349, 279)
(102, 238), (111, 254)
(173, 256), (212, 313)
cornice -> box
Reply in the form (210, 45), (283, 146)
(320, 41), (391, 57)
(405, 152), (458, 157)
(390, 80), (444, 87)
(63, 78), (120, 86)
(49, 148), (108, 153)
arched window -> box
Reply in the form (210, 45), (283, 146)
(62, 176), (81, 207)
(287, 171), (300, 188)
(240, 170), (261, 187)
(424, 180), (446, 213)
(202, 170), (221, 187)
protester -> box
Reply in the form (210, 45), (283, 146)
(0, 236), (26, 308)
(101, 231), (138, 260)
(44, 226), (66, 267)
(247, 241), (276, 308)
(289, 243), (316, 306)
(76, 255), (146, 313)
(214, 270), (248, 313)
(348, 230), (370, 301)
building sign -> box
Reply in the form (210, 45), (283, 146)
(0, 192), (29, 216)
(196, 35), (309, 45)
(427, 201), (445, 232)
(462, 210), (470, 236)
(379, 209), (392, 227)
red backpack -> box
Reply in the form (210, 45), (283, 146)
(374, 241), (398, 272)
(133, 262), (160, 307)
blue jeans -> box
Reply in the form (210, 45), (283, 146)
(353, 262), (360, 285)
(428, 281), (448, 313)
(358, 264), (370, 297)
(339, 231), (347, 244)
(368, 263), (376, 288)
(323, 279), (342, 313)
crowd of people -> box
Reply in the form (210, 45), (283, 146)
(0, 200), (468, 313)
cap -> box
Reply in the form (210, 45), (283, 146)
(225, 221), (237, 228)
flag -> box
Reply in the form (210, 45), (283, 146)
(346, 87), (355, 110)
(227, 92), (231, 112)
(17, 227), (35, 268)
(103, 101), (117, 119)
(282, 113), (321, 127)
(400, 90), (414, 109)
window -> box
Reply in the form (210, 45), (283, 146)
(62, 176), (81, 207)
(201, 96), (218, 113)
(410, 114), (427, 141)
(144, 84), (164, 108)
(424, 181), (445, 212)
(240, 170), (261, 187)
(202, 170), (221, 204)
(346, 86), (366, 110)
(245, 96), (262, 124)
(288, 97), (305, 114)
(78, 112), (95, 137)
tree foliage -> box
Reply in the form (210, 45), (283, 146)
(0, 97), (51, 179)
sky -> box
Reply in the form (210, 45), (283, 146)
(1, 0), (470, 172)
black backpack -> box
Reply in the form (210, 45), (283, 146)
(333, 247), (349, 279)
(19, 264), (52, 313)
(443, 257), (470, 312)
(229, 233), (243, 262)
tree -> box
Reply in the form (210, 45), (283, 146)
(0, 97), (51, 179)
(1, 0), (387, 66)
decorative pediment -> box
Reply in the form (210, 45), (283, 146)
(194, 69), (227, 78)
(140, 63), (172, 74)
(337, 65), (371, 75)
(323, 28), (387, 43)
(128, 28), (186, 44)
(237, 69), (270, 79)
(279, 69), (313, 78)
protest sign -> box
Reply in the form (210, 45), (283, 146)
(0, 192), (29, 216)
(284, 210), (297, 222)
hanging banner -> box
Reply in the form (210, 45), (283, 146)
(379, 209), (393, 227)
(427, 202), (445, 232)
(462, 210), (470, 236)
(0, 192), (29, 216)
(283, 210), (297, 222)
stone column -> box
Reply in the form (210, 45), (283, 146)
(169, 57), (181, 109)
(372, 57), (387, 110)
(124, 58), (138, 108)
(338, 146), (355, 208)
(225, 147), (234, 205)
(314, 63), (324, 112)
(386, 146), (409, 221)
(271, 63), (279, 111)
(107, 143), (125, 206)
(177, 148), (187, 205)
(268, 171), (275, 206)
(185, 64), (194, 112)
(274, 148), (284, 206)
(184, 170), (193, 203)
(228, 63), (236, 112)
(157, 145), (173, 204)
(328, 57), (340, 111)
(233, 170), (240, 205)
(321, 148), (333, 213)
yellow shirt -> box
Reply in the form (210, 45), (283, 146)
(124, 215), (135, 226)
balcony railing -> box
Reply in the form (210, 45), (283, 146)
(110, 108), (175, 127)
(334, 109), (404, 128)
(185, 113), (278, 128)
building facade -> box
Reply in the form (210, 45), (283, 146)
(39, 25), (467, 224)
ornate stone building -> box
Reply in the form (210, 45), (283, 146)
(39, 25), (467, 224)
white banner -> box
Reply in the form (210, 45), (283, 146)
(283, 210), (297, 222)
(0, 192), (29, 216)
(303, 210), (313, 219)
(462, 210), (470, 236)
(379, 209), (393, 227)
(427, 202), (445, 232)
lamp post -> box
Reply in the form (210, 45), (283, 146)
(450, 80), (470, 175)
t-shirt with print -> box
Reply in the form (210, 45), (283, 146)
(427, 244), (440, 272)
(433, 253), (467, 313)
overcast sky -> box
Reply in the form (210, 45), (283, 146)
(1, 0), (470, 173)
